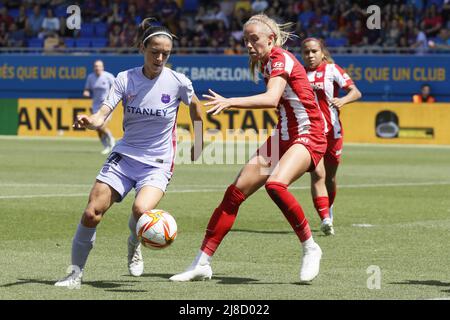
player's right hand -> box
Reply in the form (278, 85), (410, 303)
(73, 115), (97, 130)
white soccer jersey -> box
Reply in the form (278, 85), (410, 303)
(103, 66), (194, 171)
(84, 71), (115, 112)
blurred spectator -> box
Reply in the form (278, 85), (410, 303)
(7, 22), (26, 47)
(208, 38), (223, 54)
(383, 20), (401, 47)
(203, 3), (230, 29)
(108, 23), (123, 48)
(298, 0), (314, 29)
(429, 28), (450, 48)
(178, 18), (193, 39)
(39, 8), (60, 39)
(211, 21), (229, 46)
(158, 0), (180, 34)
(107, 3), (123, 25)
(224, 36), (243, 55)
(234, 1), (252, 14)
(26, 5), (44, 37)
(422, 4), (443, 37)
(251, 0), (269, 13)
(0, 7), (14, 31)
(342, 2), (366, 25)
(177, 36), (190, 54)
(411, 26), (428, 54)
(16, 6), (27, 31)
(124, 3), (142, 25)
(220, 0), (235, 17)
(347, 20), (365, 46)
(0, 22), (9, 47)
(93, 0), (111, 23)
(120, 22), (138, 47)
(412, 84), (436, 103)
(43, 31), (59, 52)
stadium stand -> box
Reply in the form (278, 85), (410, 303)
(0, 0), (448, 54)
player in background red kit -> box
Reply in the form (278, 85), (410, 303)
(301, 38), (362, 235)
(171, 14), (327, 283)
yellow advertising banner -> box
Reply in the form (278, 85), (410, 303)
(339, 103), (450, 145)
(17, 99), (124, 138)
(17, 99), (450, 145)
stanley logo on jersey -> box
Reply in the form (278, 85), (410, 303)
(126, 106), (168, 117)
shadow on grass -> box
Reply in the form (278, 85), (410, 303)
(0, 278), (140, 290)
(230, 228), (291, 235)
(391, 280), (450, 293)
(138, 273), (304, 286)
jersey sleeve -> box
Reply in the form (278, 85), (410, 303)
(84, 74), (91, 90)
(108, 73), (115, 88)
(102, 72), (126, 110)
(179, 73), (194, 105)
(268, 49), (294, 79)
(332, 64), (354, 89)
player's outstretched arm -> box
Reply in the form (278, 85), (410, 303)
(203, 75), (287, 115)
(73, 104), (112, 130)
(189, 94), (204, 161)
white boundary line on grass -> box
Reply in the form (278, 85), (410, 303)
(1, 135), (450, 149)
(1, 181), (449, 200)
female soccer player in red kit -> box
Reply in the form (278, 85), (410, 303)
(171, 14), (327, 283)
(301, 38), (362, 235)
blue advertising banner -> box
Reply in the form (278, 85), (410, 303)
(0, 54), (449, 101)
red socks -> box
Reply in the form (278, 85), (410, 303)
(313, 196), (330, 220)
(328, 190), (336, 207)
(201, 184), (246, 256)
(265, 181), (312, 243)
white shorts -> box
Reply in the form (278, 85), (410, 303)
(96, 152), (172, 202)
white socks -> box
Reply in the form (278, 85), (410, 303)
(71, 223), (96, 271)
(301, 237), (317, 251)
(128, 214), (139, 246)
(192, 250), (212, 267)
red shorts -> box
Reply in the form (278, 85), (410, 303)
(324, 133), (343, 165)
(257, 132), (327, 172)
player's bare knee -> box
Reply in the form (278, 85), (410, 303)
(132, 204), (149, 220)
(81, 208), (103, 227)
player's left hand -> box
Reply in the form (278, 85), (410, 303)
(203, 89), (232, 115)
(330, 97), (345, 109)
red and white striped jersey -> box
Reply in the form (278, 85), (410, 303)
(261, 47), (325, 141)
(305, 62), (354, 139)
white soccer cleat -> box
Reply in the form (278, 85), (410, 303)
(101, 146), (111, 155)
(300, 243), (322, 282)
(54, 269), (83, 289)
(169, 264), (213, 282)
(128, 237), (144, 277)
(320, 217), (335, 236)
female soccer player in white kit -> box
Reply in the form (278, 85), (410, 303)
(83, 60), (116, 155)
(55, 18), (204, 288)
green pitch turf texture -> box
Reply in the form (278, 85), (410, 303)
(0, 137), (449, 300)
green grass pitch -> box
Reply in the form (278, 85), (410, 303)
(0, 137), (449, 300)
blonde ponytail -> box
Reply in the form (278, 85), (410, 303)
(244, 14), (296, 82)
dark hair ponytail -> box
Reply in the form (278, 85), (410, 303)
(135, 17), (176, 48)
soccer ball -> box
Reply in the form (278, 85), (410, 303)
(136, 209), (177, 249)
